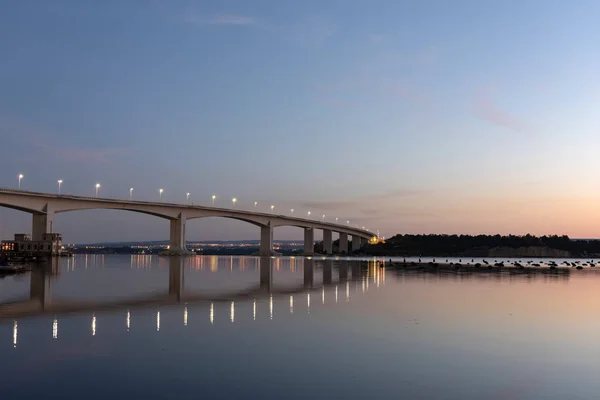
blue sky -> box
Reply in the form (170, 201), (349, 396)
(2, 0), (600, 242)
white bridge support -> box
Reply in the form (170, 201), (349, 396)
(339, 232), (348, 254)
(260, 226), (274, 256)
(323, 229), (333, 255)
(169, 213), (187, 254)
(32, 206), (54, 241)
(304, 228), (314, 256)
(352, 235), (362, 252)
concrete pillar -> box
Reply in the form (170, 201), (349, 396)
(338, 261), (348, 282)
(323, 229), (333, 255)
(169, 213), (187, 253)
(169, 257), (184, 301)
(304, 258), (314, 288)
(323, 261), (332, 285)
(304, 228), (314, 256)
(32, 212), (54, 241)
(260, 257), (273, 293)
(338, 232), (348, 254)
(30, 267), (52, 310)
(351, 235), (361, 252)
(259, 226), (274, 256)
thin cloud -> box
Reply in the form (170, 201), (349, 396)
(474, 89), (531, 134)
(30, 139), (131, 164)
(184, 13), (256, 26)
(298, 188), (428, 211)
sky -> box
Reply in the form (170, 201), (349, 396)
(2, 0), (600, 243)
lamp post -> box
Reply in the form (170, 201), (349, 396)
(95, 183), (101, 197)
(346, 220), (350, 226)
(18, 174), (23, 190)
(308, 211), (311, 218)
(335, 217), (338, 223)
(232, 198), (237, 208)
(57, 180), (63, 195)
(322, 214), (325, 221)
(212, 195), (216, 206)
(159, 188), (164, 200)
(129, 188), (134, 201)
(290, 209), (294, 215)
(254, 201), (258, 208)
(271, 205), (275, 213)
(186, 193), (190, 202)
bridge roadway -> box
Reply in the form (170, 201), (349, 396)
(0, 189), (375, 255)
(0, 257), (367, 319)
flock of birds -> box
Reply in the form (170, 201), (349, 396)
(388, 258), (598, 271)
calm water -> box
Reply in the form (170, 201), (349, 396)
(1, 255), (600, 399)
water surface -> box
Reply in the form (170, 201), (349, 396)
(0, 255), (599, 399)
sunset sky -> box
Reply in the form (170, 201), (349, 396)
(2, 1), (600, 243)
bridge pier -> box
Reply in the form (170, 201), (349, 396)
(260, 257), (273, 293)
(32, 211), (54, 241)
(168, 257), (184, 301)
(338, 232), (348, 254)
(259, 226), (274, 256)
(304, 228), (314, 256)
(351, 235), (362, 253)
(168, 213), (188, 254)
(323, 229), (333, 255)
(304, 258), (314, 288)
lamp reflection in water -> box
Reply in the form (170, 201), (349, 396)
(335, 286), (338, 303)
(230, 301), (235, 323)
(322, 287), (325, 304)
(307, 293), (311, 314)
(184, 306), (188, 327)
(346, 281), (350, 302)
(126, 310), (131, 331)
(210, 303), (214, 325)
(156, 311), (160, 332)
(92, 314), (96, 336)
(13, 321), (17, 348)
(269, 295), (273, 320)
(53, 317), (58, 339)
(289, 296), (294, 314)
(253, 300), (256, 321)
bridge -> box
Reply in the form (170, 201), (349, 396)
(0, 189), (375, 255)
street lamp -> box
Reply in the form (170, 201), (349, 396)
(186, 193), (190, 202)
(271, 205), (275, 213)
(232, 198), (237, 208)
(159, 188), (164, 200)
(346, 220), (350, 225)
(322, 214), (325, 221)
(308, 211), (311, 217)
(290, 209), (294, 215)
(129, 188), (134, 201)
(212, 195), (216, 205)
(18, 174), (23, 190)
(335, 217), (338, 223)
(57, 180), (63, 195)
(254, 201), (258, 208)
(95, 183), (101, 197)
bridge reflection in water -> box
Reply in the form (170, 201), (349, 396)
(4, 256), (386, 347)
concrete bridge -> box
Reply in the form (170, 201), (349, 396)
(0, 189), (375, 255)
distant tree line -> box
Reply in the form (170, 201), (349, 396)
(361, 234), (600, 257)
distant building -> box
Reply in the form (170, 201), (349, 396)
(1, 233), (63, 256)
